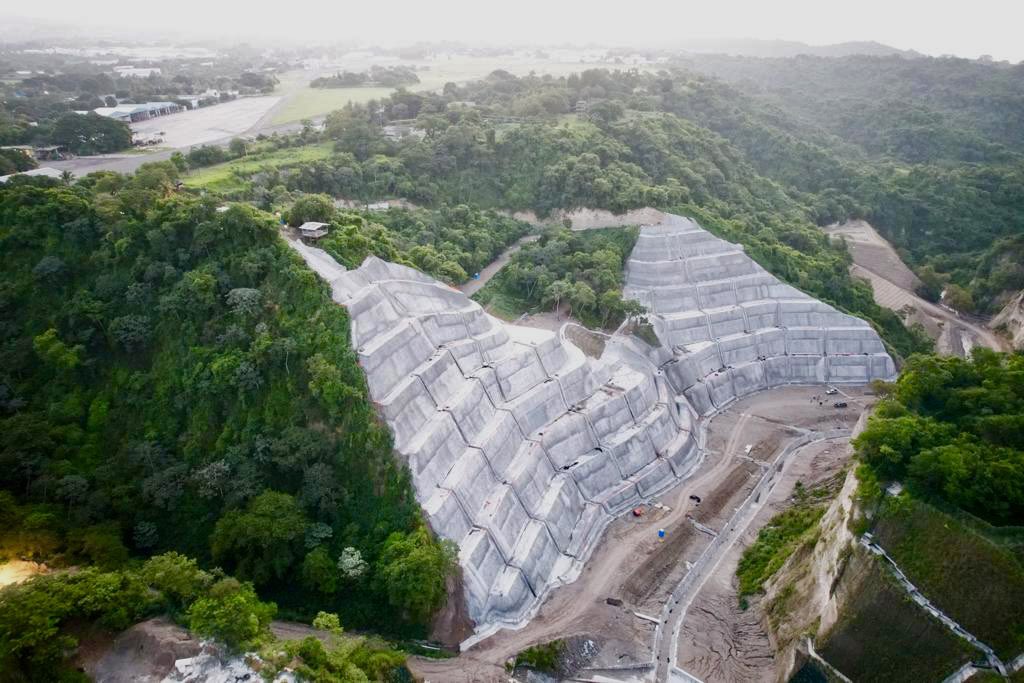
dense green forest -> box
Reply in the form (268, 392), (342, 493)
(0, 170), (458, 676)
(855, 350), (1024, 526)
(194, 62), (1022, 315)
(669, 56), (1024, 312)
(474, 226), (643, 329)
(188, 71), (936, 356)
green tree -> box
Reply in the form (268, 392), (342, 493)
(141, 552), (214, 611)
(376, 526), (456, 623)
(186, 578), (276, 651)
(50, 112), (131, 154)
(32, 328), (83, 370)
(287, 193), (336, 227)
(301, 546), (338, 594)
(210, 491), (309, 585)
(944, 284), (975, 313)
(228, 138), (248, 158)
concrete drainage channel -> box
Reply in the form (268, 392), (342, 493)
(861, 535), (1009, 677)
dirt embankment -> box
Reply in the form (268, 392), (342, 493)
(755, 413), (874, 681)
(992, 290), (1024, 350)
(509, 207), (665, 230)
(429, 567), (476, 648)
(758, 467), (861, 681)
(824, 219), (1008, 356)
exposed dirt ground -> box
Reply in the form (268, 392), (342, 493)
(509, 208), (664, 231)
(825, 220), (1007, 355)
(408, 386), (873, 683)
(824, 219), (921, 292)
(676, 438), (855, 682)
(429, 568), (476, 647)
(80, 617), (201, 683)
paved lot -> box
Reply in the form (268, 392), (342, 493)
(131, 96), (281, 148)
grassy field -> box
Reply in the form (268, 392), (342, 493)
(872, 496), (1024, 659)
(183, 142), (334, 194)
(471, 284), (538, 321)
(270, 87), (395, 125)
(818, 547), (975, 682)
(268, 57), (658, 126)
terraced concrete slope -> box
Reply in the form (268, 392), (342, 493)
(286, 212), (895, 637)
(624, 215), (896, 414)
(287, 240), (700, 630)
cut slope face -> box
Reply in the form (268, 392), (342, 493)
(623, 215), (896, 414)
(287, 240), (700, 630)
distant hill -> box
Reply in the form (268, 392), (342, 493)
(676, 37), (919, 58)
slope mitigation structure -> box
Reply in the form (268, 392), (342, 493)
(286, 211), (895, 637)
(287, 241), (701, 631)
(623, 214), (896, 414)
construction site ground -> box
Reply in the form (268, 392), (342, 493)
(675, 437), (857, 682)
(408, 385), (875, 682)
(824, 219), (1007, 355)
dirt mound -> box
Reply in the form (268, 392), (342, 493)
(84, 617), (201, 683)
(992, 290), (1024, 350)
(510, 207), (664, 230)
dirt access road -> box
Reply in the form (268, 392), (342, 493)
(656, 386), (873, 681)
(408, 386), (870, 682)
(458, 235), (540, 297)
(674, 437), (855, 682)
(824, 220), (1008, 355)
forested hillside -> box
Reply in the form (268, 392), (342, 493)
(0, 168), (457, 676)
(675, 55), (1024, 312)
(220, 63), (1020, 316)
(202, 71), (929, 357)
(855, 349), (1024, 525)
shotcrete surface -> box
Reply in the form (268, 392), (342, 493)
(288, 213), (897, 680)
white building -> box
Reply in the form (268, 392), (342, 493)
(114, 66), (161, 78)
(93, 102), (181, 123)
(298, 222), (329, 240)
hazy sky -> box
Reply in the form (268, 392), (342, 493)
(8, 0), (1024, 62)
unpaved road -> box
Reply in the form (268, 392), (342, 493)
(676, 438), (854, 682)
(409, 387), (870, 683)
(657, 434), (853, 681)
(851, 264), (1007, 354)
(825, 220), (1007, 355)
(459, 234), (540, 297)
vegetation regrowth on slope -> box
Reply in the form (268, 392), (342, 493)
(853, 349), (1024, 525)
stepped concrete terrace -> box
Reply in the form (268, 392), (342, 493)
(286, 211), (894, 637)
(287, 240), (700, 631)
(623, 214), (896, 415)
